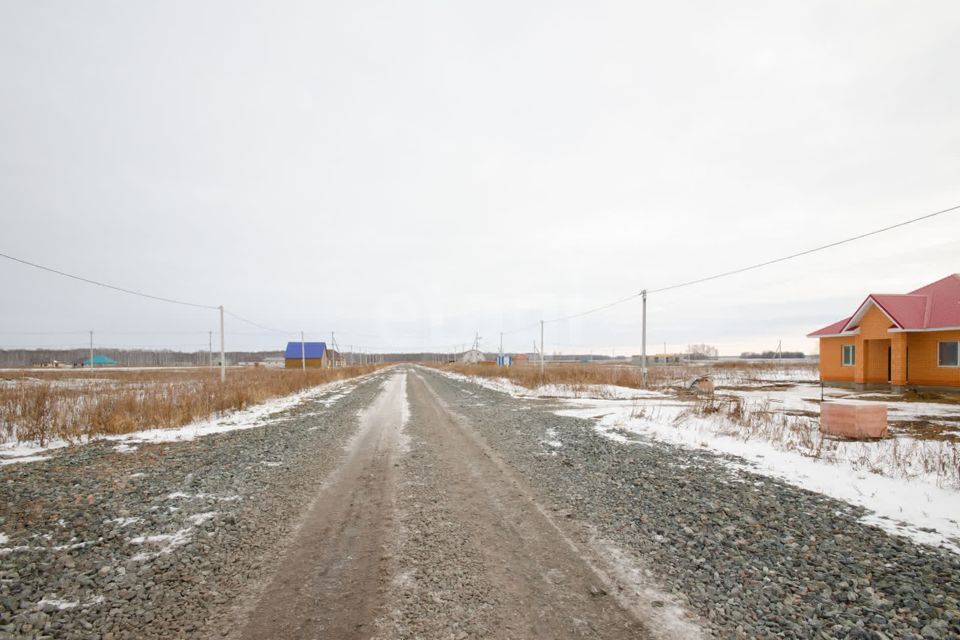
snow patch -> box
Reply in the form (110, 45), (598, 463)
(398, 371), (412, 453)
(434, 369), (667, 400)
(593, 539), (706, 640)
(557, 399), (960, 554)
(109, 517), (141, 528)
(542, 428), (563, 449)
(36, 597), (79, 610)
(187, 512), (216, 526)
(0, 455), (51, 466)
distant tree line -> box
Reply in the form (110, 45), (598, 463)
(686, 344), (719, 360)
(740, 350), (806, 359)
(0, 349), (282, 368)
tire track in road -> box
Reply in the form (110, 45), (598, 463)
(384, 371), (655, 639)
(235, 372), (408, 640)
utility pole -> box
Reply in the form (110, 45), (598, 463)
(301, 331), (306, 372)
(540, 320), (545, 379)
(641, 290), (648, 387)
(208, 331), (213, 368)
(219, 305), (226, 383)
(89, 330), (93, 369)
(331, 331), (335, 368)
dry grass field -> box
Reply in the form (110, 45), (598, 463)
(438, 359), (818, 390)
(0, 365), (379, 445)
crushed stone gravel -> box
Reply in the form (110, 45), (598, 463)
(0, 372), (389, 640)
(419, 367), (960, 640)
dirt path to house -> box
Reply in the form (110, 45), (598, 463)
(233, 367), (656, 639)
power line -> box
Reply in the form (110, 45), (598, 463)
(501, 321), (541, 336)
(545, 293), (641, 324)
(649, 203), (960, 294)
(0, 251), (218, 310)
(222, 310), (296, 336)
(503, 201), (960, 332)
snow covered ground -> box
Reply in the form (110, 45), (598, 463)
(723, 382), (960, 426)
(438, 368), (960, 555)
(438, 369), (667, 400)
(0, 374), (374, 466)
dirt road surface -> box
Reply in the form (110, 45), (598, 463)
(232, 368), (672, 639)
(236, 372), (405, 640)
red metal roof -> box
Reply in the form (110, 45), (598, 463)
(808, 317), (851, 337)
(808, 274), (960, 337)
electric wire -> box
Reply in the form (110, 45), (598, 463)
(0, 251), (218, 310)
(3, 202), (957, 353)
(222, 310), (297, 336)
(649, 203), (960, 294)
(503, 201), (960, 335)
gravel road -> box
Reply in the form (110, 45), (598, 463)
(0, 372), (387, 640)
(417, 367), (960, 640)
(2, 365), (959, 639)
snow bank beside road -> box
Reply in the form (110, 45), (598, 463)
(437, 369), (666, 400)
(432, 368), (960, 554)
(556, 399), (960, 554)
(0, 374), (374, 466)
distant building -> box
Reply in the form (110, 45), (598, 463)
(83, 355), (117, 367)
(262, 356), (285, 368)
(461, 349), (485, 364)
(632, 354), (683, 365)
(284, 342), (328, 368)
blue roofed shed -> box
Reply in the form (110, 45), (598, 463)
(284, 342), (328, 368)
(83, 355), (117, 367)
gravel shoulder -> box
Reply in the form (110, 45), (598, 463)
(0, 370), (391, 640)
(417, 367), (960, 640)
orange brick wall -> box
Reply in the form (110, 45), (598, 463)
(864, 338), (891, 383)
(819, 337), (855, 382)
(857, 306), (896, 339)
(905, 330), (960, 386)
(818, 303), (960, 387)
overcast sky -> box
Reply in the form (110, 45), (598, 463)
(1, 1), (958, 356)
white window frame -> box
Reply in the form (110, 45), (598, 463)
(938, 340), (959, 368)
(841, 344), (855, 367)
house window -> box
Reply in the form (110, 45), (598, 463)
(841, 344), (855, 367)
(939, 341), (959, 367)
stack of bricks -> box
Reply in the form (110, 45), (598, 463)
(820, 402), (888, 439)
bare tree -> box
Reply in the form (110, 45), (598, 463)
(686, 344), (719, 360)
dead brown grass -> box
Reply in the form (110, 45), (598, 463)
(432, 360), (817, 391)
(0, 366), (379, 445)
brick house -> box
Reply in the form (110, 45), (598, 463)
(808, 274), (960, 390)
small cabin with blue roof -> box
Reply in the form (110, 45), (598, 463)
(284, 341), (328, 369)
